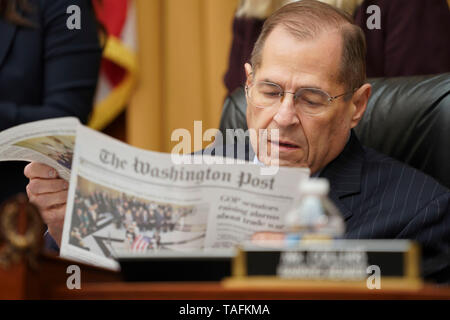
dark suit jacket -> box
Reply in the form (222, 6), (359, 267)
(0, 0), (101, 203)
(210, 131), (450, 283)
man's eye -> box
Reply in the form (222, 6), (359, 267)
(298, 96), (321, 106)
(262, 91), (280, 97)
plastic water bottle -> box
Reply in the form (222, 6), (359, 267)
(284, 178), (345, 246)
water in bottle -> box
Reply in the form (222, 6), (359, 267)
(284, 178), (345, 246)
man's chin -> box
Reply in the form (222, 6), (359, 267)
(277, 158), (309, 168)
(259, 155), (308, 168)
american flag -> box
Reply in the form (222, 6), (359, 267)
(131, 234), (151, 252)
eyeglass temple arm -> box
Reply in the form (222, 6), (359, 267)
(330, 88), (358, 101)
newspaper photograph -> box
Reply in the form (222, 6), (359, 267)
(0, 117), (79, 180)
(60, 125), (310, 270)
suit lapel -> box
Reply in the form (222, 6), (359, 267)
(0, 19), (17, 69)
(320, 130), (365, 220)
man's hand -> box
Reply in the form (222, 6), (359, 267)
(251, 231), (285, 247)
(24, 162), (69, 247)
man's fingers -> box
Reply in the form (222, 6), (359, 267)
(251, 232), (285, 247)
(27, 178), (68, 195)
(24, 162), (58, 179)
(252, 232), (285, 241)
(45, 205), (67, 225)
(40, 205), (66, 235)
(28, 190), (68, 209)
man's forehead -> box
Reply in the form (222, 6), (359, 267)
(257, 26), (343, 87)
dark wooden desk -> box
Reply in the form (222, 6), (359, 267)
(1, 253), (449, 300)
(49, 281), (450, 300)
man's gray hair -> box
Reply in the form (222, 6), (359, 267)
(250, 0), (367, 92)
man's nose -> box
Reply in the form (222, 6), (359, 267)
(273, 93), (300, 127)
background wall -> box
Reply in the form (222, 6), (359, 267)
(127, 0), (239, 153)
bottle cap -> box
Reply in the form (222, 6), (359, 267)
(298, 178), (329, 195)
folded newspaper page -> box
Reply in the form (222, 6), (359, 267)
(0, 117), (79, 181)
(63, 125), (310, 270)
(0, 118), (310, 271)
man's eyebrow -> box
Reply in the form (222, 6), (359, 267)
(261, 78), (324, 91)
(261, 78), (281, 85)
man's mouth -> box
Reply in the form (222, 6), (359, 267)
(268, 139), (300, 151)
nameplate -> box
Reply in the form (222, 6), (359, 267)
(118, 250), (235, 281)
(230, 240), (420, 284)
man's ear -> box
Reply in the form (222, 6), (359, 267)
(244, 63), (253, 87)
(350, 83), (371, 128)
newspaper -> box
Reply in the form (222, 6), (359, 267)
(0, 117), (78, 181)
(0, 118), (310, 271)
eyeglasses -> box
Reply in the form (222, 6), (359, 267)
(245, 81), (357, 115)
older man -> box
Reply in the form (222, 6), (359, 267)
(25, 1), (449, 282)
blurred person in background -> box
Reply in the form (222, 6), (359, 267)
(354, 0), (450, 77)
(0, 0), (102, 204)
